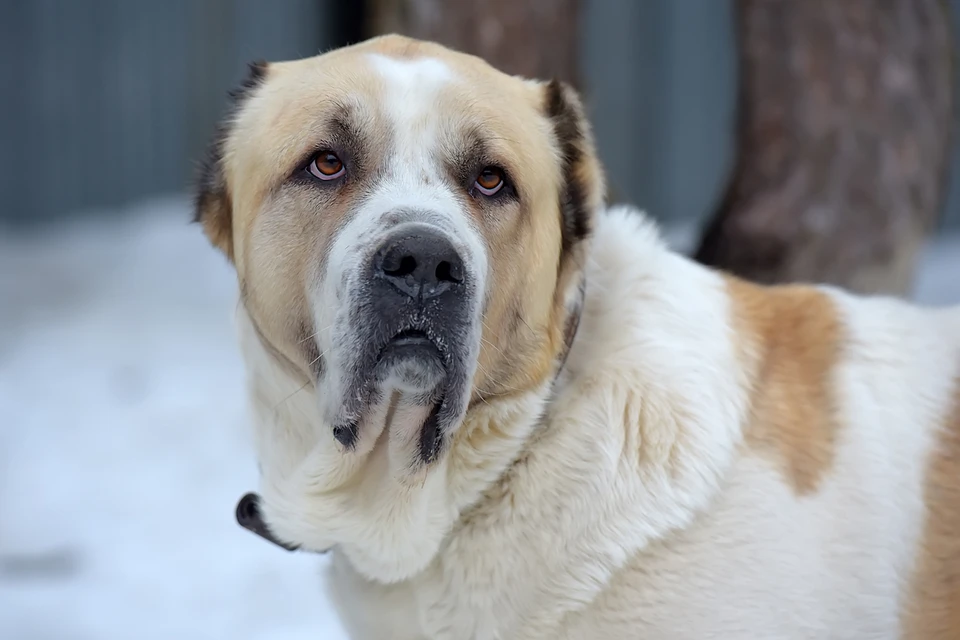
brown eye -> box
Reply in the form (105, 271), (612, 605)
(475, 167), (504, 196)
(308, 151), (345, 180)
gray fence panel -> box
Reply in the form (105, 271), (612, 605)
(1, 0), (957, 232)
(0, 0), (330, 225)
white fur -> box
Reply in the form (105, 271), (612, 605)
(229, 48), (960, 637)
(237, 201), (960, 639)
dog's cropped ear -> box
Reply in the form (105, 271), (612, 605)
(542, 79), (606, 256)
(193, 61), (269, 262)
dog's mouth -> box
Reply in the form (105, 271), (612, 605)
(376, 328), (443, 369)
(332, 325), (452, 449)
(374, 328), (448, 393)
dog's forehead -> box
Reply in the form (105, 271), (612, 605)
(367, 52), (453, 94)
(232, 42), (528, 175)
(363, 52), (456, 161)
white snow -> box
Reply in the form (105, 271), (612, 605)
(0, 196), (957, 640)
(0, 196), (348, 640)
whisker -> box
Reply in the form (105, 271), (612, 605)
(516, 314), (535, 335)
(271, 347), (328, 415)
(475, 390), (491, 407)
(474, 359), (526, 395)
(307, 346), (329, 369)
(479, 321), (508, 358)
(299, 322), (335, 345)
(480, 336), (507, 359)
(272, 378), (312, 415)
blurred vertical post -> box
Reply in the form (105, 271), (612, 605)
(366, 0), (581, 87)
(695, 0), (955, 295)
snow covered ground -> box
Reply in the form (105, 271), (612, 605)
(0, 195), (957, 640)
(0, 197), (348, 640)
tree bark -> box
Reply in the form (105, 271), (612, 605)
(366, 0), (582, 88)
(695, 0), (955, 295)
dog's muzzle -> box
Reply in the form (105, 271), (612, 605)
(366, 225), (466, 394)
(332, 221), (476, 463)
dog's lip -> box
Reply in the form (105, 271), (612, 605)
(375, 328), (444, 365)
(333, 326), (453, 450)
(386, 328), (432, 347)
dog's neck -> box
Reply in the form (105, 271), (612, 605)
(442, 273), (589, 515)
(236, 208), (752, 586)
(448, 208), (752, 541)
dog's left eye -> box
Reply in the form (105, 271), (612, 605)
(307, 151), (345, 180)
(474, 167), (504, 196)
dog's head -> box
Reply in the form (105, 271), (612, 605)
(196, 34), (603, 580)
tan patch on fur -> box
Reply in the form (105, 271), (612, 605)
(900, 382), (960, 639)
(725, 276), (842, 495)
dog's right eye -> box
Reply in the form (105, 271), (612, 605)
(307, 151), (345, 180)
(474, 167), (505, 196)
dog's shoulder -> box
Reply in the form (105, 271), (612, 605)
(564, 207), (960, 636)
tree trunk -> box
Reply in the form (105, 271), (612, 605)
(695, 0), (955, 295)
(365, 0), (582, 88)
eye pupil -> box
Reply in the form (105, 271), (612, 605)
(308, 151), (344, 180)
(476, 167), (503, 193)
(319, 154), (341, 173)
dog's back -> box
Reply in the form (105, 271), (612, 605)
(552, 208), (960, 639)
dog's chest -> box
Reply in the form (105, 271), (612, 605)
(411, 461), (642, 638)
(413, 515), (570, 640)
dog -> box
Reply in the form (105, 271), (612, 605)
(195, 34), (960, 639)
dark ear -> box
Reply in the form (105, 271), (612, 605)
(193, 61), (269, 261)
(542, 79), (606, 257)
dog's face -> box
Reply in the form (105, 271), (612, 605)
(197, 35), (603, 578)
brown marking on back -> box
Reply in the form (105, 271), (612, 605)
(900, 380), (960, 639)
(724, 275), (843, 495)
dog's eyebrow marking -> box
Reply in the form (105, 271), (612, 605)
(292, 103), (370, 180)
(724, 276), (843, 495)
(448, 130), (492, 187)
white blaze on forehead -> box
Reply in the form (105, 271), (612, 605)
(367, 53), (454, 141)
(351, 53), (457, 214)
(367, 53), (455, 184)
(350, 52), (486, 264)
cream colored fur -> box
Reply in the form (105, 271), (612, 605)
(236, 205), (960, 639)
(192, 34), (960, 640)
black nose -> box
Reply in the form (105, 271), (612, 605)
(376, 227), (465, 299)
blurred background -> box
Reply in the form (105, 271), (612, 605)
(1, 1), (958, 639)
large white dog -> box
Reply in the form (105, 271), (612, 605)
(195, 34), (960, 639)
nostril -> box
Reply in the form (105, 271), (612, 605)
(435, 260), (463, 284)
(384, 254), (418, 278)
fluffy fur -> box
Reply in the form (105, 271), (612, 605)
(197, 35), (960, 639)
